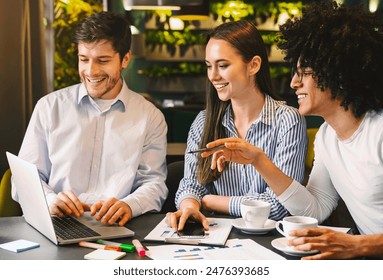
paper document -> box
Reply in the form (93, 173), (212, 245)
(319, 225), (351, 233)
(144, 217), (233, 247)
(146, 238), (286, 260)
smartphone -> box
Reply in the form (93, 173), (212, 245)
(178, 219), (205, 238)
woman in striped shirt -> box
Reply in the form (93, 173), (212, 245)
(166, 20), (307, 232)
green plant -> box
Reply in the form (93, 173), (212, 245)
(53, 0), (103, 90)
(261, 31), (278, 46)
(210, 0), (303, 23)
(270, 65), (291, 79)
(210, 1), (255, 21)
(145, 28), (206, 57)
(138, 62), (206, 78)
(139, 62), (289, 80)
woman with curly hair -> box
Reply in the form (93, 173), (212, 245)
(202, 1), (383, 259)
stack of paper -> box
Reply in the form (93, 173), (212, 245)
(146, 239), (285, 260)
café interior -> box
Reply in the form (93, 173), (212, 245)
(1, 0), (382, 225)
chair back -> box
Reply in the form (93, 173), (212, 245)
(0, 169), (23, 217)
(305, 128), (319, 171)
(161, 160), (184, 213)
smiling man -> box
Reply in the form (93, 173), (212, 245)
(12, 12), (168, 226)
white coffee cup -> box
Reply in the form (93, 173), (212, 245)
(240, 200), (271, 228)
(275, 216), (318, 239)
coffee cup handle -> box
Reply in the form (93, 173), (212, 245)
(243, 212), (255, 222)
(275, 221), (287, 237)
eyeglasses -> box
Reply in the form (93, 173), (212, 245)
(292, 69), (314, 83)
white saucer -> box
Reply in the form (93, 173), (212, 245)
(271, 237), (319, 257)
(232, 218), (276, 235)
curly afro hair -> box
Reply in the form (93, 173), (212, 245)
(278, 0), (383, 118)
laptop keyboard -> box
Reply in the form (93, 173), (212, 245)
(52, 216), (101, 240)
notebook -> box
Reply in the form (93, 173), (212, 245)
(6, 152), (135, 245)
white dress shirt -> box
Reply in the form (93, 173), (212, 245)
(14, 80), (168, 218)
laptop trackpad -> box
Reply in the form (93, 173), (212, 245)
(77, 212), (134, 236)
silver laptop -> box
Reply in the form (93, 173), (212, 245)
(6, 151), (135, 245)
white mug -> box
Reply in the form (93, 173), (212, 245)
(275, 216), (318, 239)
(240, 200), (271, 228)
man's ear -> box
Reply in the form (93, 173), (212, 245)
(121, 51), (131, 69)
(248, 55), (262, 76)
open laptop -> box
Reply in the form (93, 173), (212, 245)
(6, 151), (134, 245)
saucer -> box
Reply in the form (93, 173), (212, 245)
(271, 237), (319, 257)
(232, 218), (276, 235)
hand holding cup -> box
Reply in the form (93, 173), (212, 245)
(275, 216), (318, 239)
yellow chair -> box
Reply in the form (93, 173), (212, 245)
(0, 169), (22, 217)
(305, 127), (319, 171)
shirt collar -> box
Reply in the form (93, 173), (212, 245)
(77, 77), (130, 111)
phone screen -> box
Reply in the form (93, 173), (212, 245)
(178, 220), (205, 238)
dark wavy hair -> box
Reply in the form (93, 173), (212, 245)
(197, 20), (279, 184)
(73, 11), (132, 61)
(278, 0), (383, 118)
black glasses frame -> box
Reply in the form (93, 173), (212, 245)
(291, 68), (314, 83)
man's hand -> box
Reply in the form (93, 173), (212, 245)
(90, 197), (132, 226)
(288, 228), (374, 260)
(49, 190), (90, 218)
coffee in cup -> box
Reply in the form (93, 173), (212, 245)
(240, 200), (271, 228)
(275, 216), (318, 239)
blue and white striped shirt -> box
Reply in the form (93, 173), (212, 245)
(175, 95), (307, 221)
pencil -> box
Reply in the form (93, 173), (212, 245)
(188, 144), (226, 154)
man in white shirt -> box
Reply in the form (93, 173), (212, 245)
(201, 1), (383, 259)
(12, 12), (168, 226)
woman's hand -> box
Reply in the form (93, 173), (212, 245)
(201, 138), (262, 171)
(165, 199), (209, 232)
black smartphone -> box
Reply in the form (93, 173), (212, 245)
(178, 219), (205, 238)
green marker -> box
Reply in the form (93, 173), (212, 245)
(96, 239), (135, 253)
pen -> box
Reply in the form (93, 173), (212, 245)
(188, 144), (226, 154)
(96, 239), (136, 253)
(78, 241), (121, 251)
(132, 239), (146, 257)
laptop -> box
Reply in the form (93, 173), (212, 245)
(6, 151), (135, 245)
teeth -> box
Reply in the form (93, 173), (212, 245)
(297, 94), (307, 99)
(215, 83), (229, 89)
(88, 78), (104, 83)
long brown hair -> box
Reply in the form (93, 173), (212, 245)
(197, 20), (278, 184)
